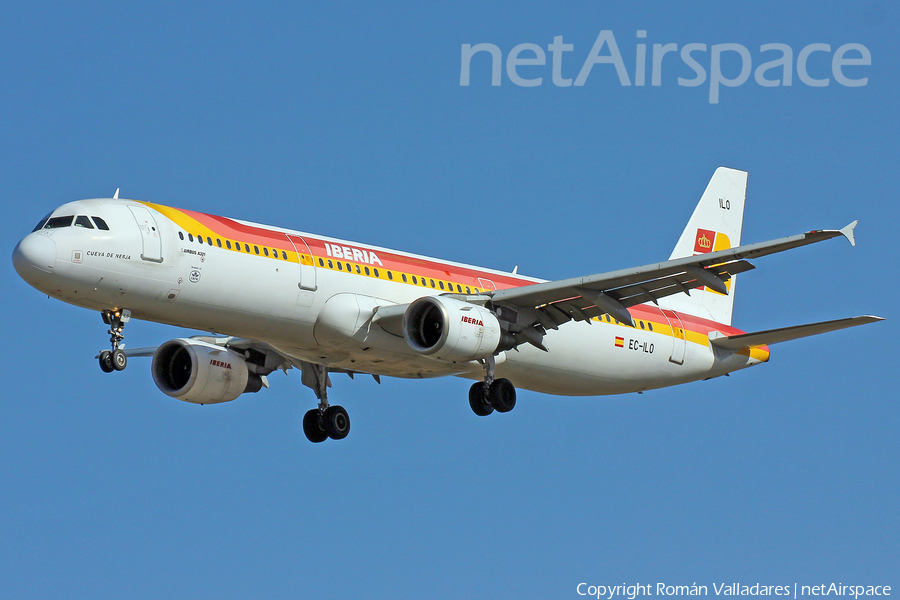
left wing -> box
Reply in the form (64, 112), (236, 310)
(115, 337), (380, 386)
(486, 222), (859, 344)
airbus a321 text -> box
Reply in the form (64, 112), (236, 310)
(12, 168), (883, 442)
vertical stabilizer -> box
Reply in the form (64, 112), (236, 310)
(657, 167), (748, 326)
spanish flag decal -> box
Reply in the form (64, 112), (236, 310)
(615, 337), (624, 348)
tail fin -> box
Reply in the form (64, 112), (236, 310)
(657, 167), (748, 326)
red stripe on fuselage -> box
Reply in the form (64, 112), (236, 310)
(168, 205), (746, 336)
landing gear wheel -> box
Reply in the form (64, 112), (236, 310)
(111, 348), (127, 371)
(468, 382), (493, 416)
(489, 378), (516, 413)
(302, 409), (328, 443)
(99, 350), (114, 373)
(323, 405), (350, 440)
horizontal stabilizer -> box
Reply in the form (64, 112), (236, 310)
(710, 315), (884, 351)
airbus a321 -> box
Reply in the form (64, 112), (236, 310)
(12, 168), (882, 442)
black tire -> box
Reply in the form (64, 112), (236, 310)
(468, 382), (493, 416)
(302, 409), (328, 443)
(99, 350), (114, 373)
(111, 348), (127, 371)
(489, 378), (516, 413)
(323, 405), (350, 440)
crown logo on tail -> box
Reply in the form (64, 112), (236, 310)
(694, 228), (716, 253)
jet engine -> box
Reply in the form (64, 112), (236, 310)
(403, 296), (513, 362)
(151, 339), (264, 404)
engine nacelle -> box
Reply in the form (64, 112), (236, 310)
(151, 339), (263, 404)
(403, 296), (510, 362)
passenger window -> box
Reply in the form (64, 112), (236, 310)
(44, 216), (74, 229)
(355, 265), (361, 274)
(457, 284), (462, 293)
(439, 281), (445, 290)
(244, 244), (250, 253)
(273, 249), (279, 258)
(198, 236), (204, 244)
(364, 266), (370, 276)
(640, 321), (645, 329)
(206, 237), (211, 245)
(412, 276), (418, 285)
(328, 260), (333, 269)
(465, 287), (471, 294)
(264, 247), (269, 257)
(282, 251), (288, 260)
(32, 212), (52, 232)
(337, 261), (342, 270)
(402, 274), (407, 283)
(318, 258), (324, 266)
(74, 215), (94, 229)
(387, 271), (393, 280)
(648, 322), (653, 331)
(430, 279), (435, 288)
(346, 263), (351, 271)
(217, 239), (222, 248)
(373, 268), (380, 278)
(188, 234), (194, 242)
(254, 246), (259, 255)
(91, 216), (110, 230)
(178, 232), (184, 241)
(226, 240), (232, 249)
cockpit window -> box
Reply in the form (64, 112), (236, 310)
(91, 216), (110, 230)
(74, 215), (94, 229)
(44, 216), (74, 229)
(32, 212), (52, 232)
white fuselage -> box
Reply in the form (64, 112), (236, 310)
(13, 198), (766, 396)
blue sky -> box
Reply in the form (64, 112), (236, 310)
(1, 2), (897, 598)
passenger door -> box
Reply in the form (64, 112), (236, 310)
(128, 205), (163, 262)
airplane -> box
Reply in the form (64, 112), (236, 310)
(11, 167), (883, 443)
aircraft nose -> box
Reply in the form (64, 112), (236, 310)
(12, 233), (57, 281)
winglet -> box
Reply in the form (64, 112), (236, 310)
(839, 220), (858, 247)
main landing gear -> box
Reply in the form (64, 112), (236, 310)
(300, 362), (351, 443)
(98, 309), (130, 373)
(468, 355), (516, 417)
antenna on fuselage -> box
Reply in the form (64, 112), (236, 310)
(113, 188), (120, 200)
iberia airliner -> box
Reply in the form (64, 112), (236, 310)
(12, 168), (882, 442)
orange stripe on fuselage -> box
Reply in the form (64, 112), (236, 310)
(141, 202), (764, 353)
(140, 202), (539, 292)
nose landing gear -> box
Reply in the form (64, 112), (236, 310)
(98, 309), (130, 373)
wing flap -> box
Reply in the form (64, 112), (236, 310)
(710, 315), (884, 350)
